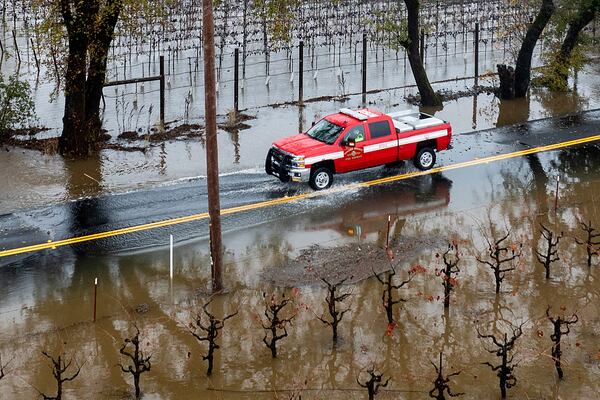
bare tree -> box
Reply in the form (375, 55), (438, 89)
(40, 351), (82, 400)
(357, 366), (389, 400)
(535, 224), (562, 279)
(477, 324), (524, 399)
(402, 0), (442, 106)
(476, 229), (522, 294)
(118, 326), (151, 399)
(316, 277), (352, 342)
(188, 297), (238, 375)
(373, 265), (413, 325)
(575, 220), (600, 267)
(546, 306), (578, 380)
(429, 352), (463, 400)
(514, 0), (556, 97)
(260, 292), (297, 358)
(440, 242), (461, 309)
(550, 0), (600, 89)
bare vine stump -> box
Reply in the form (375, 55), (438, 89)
(118, 326), (151, 399)
(497, 64), (515, 100)
(40, 351), (82, 400)
(357, 366), (389, 400)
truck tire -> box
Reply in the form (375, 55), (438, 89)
(265, 149), (273, 175)
(309, 167), (333, 190)
(414, 147), (436, 170)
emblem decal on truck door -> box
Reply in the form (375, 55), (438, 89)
(344, 147), (363, 160)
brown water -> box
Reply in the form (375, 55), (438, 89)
(1, 146), (600, 399)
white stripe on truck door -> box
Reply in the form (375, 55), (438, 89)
(303, 129), (448, 164)
(305, 151), (344, 165)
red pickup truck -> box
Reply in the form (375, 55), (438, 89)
(265, 108), (452, 190)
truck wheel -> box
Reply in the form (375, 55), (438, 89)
(309, 167), (333, 190)
(265, 149), (273, 175)
(414, 147), (436, 170)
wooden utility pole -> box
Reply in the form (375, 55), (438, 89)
(202, 0), (223, 292)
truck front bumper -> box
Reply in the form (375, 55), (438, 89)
(271, 162), (310, 183)
(288, 167), (311, 183)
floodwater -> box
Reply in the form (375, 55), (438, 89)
(1, 2), (600, 397)
(1, 140), (600, 398)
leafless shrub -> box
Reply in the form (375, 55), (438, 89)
(535, 223), (562, 279)
(477, 323), (524, 399)
(438, 241), (461, 309)
(546, 306), (578, 380)
(429, 352), (463, 399)
(373, 265), (413, 326)
(357, 365), (389, 400)
(575, 220), (600, 267)
(316, 277), (352, 343)
(40, 350), (81, 400)
(118, 325), (151, 399)
(188, 297), (238, 375)
(476, 229), (522, 294)
(259, 292), (297, 358)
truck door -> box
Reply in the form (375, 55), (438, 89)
(363, 119), (398, 168)
(335, 123), (370, 173)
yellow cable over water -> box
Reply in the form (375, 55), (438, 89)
(1, 134), (599, 258)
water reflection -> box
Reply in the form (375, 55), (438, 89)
(496, 96), (530, 127)
(307, 174), (451, 247)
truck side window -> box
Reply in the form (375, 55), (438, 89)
(343, 125), (365, 143)
(368, 120), (392, 139)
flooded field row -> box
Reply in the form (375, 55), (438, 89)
(0, 0), (553, 135)
(1, 143), (599, 399)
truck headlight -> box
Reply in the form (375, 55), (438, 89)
(292, 156), (305, 169)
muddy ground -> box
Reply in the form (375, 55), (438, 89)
(263, 236), (444, 287)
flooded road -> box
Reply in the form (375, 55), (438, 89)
(1, 113), (600, 398)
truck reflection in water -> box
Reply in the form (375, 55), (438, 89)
(308, 173), (452, 245)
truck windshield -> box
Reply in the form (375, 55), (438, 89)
(306, 119), (344, 144)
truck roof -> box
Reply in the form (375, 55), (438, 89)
(326, 108), (384, 126)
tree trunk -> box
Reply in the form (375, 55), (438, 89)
(134, 373), (140, 399)
(560, 4), (596, 58)
(514, 0), (555, 97)
(86, 1), (121, 136)
(403, 0), (442, 107)
(58, 0), (122, 158)
(555, 2), (597, 86)
(59, 25), (89, 156)
(495, 272), (501, 294)
(443, 280), (450, 309)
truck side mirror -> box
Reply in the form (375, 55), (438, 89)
(347, 138), (356, 147)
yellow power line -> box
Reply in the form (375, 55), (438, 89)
(1, 134), (599, 258)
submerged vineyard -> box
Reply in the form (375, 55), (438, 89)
(0, 1), (557, 134)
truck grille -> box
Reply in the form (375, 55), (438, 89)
(270, 147), (292, 181)
(272, 148), (292, 168)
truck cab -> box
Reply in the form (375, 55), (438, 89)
(266, 108), (452, 190)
